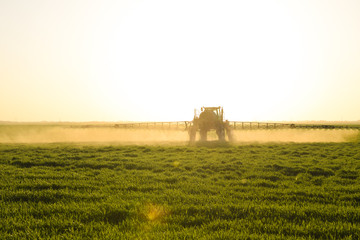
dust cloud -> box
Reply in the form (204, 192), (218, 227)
(231, 129), (359, 143)
(0, 127), (189, 144)
(0, 125), (358, 144)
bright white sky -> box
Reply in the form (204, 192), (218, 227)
(1, 0), (360, 122)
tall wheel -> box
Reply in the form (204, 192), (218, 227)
(189, 126), (196, 142)
(226, 128), (234, 142)
(200, 129), (207, 141)
(224, 120), (234, 142)
(217, 127), (225, 141)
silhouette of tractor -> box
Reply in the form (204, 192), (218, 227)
(188, 107), (233, 142)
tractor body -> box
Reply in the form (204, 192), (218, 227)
(189, 107), (233, 142)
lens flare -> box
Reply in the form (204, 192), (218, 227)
(144, 203), (168, 222)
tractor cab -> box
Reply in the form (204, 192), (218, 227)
(200, 107), (223, 121)
(194, 107), (223, 120)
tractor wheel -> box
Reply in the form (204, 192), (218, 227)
(217, 128), (225, 141)
(200, 129), (207, 141)
(226, 128), (234, 142)
(189, 126), (196, 142)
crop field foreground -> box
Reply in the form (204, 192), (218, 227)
(1, 142), (360, 239)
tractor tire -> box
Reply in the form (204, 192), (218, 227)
(200, 129), (207, 141)
(217, 128), (225, 141)
(226, 128), (234, 142)
(189, 126), (196, 142)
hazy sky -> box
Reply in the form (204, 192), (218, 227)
(1, 0), (360, 122)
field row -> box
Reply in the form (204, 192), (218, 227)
(1, 143), (360, 239)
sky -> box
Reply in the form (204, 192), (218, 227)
(1, 0), (360, 122)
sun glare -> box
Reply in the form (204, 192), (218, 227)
(144, 203), (168, 222)
(91, 0), (308, 121)
(1, 0), (360, 121)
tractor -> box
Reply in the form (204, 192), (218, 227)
(188, 107), (233, 142)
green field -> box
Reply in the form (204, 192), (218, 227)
(1, 142), (360, 239)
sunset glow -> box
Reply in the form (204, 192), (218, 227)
(1, 0), (360, 122)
